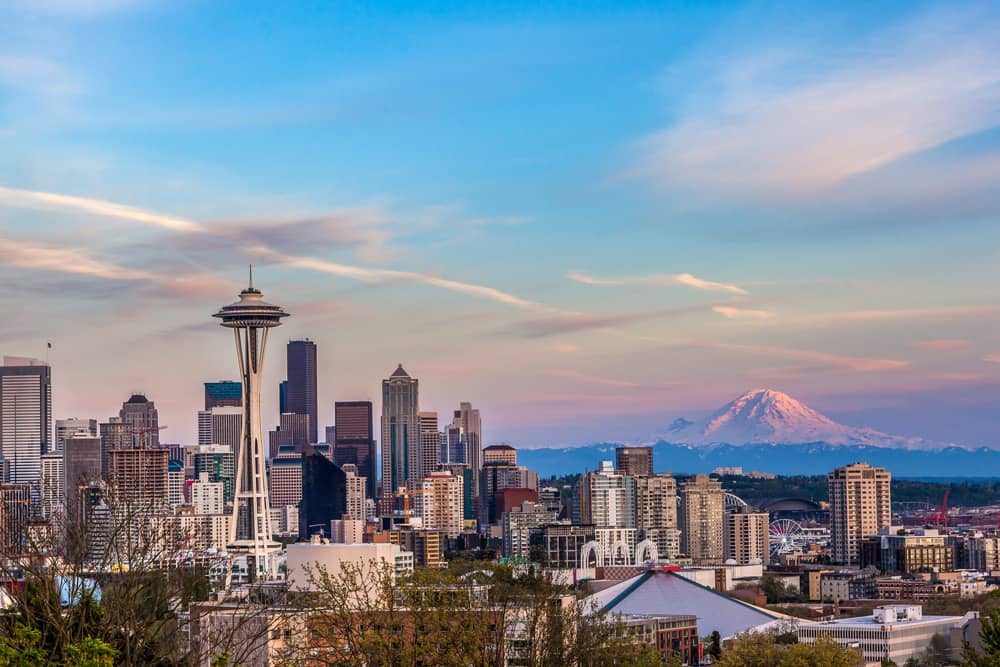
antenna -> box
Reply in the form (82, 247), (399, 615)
(248, 264), (254, 290)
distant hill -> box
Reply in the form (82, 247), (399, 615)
(519, 440), (1000, 478)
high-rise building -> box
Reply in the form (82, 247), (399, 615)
(119, 394), (159, 448)
(615, 447), (653, 478)
(680, 475), (725, 564)
(209, 406), (243, 451)
(197, 411), (212, 446)
(724, 508), (769, 565)
(63, 432), (102, 520)
(418, 411), (439, 481)
(580, 461), (637, 529)
(268, 412), (310, 459)
(55, 418), (97, 453)
(636, 474), (680, 559)
(40, 451), (64, 521)
(204, 381), (242, 409)
(381, 364), (419, 503)
(451, 402), (482, 498)
(482, 444), (517, 467)
(333, 401), (376, 500)
(0, 357), (52, 483)
(438, 462), (474, 521)
(341, 463), (367, 521)
(108, 447), (169, 514)
(194, 444), (236, 504)
(167, 459), (185, 508)
(214, 274), (289, 581)
(502, 500), (558, 560)
(299, 445), (346, 539)
(98, 418), (130, 481)
(0, 483), (31, 555)
(829, 462), (892, 566)
(286, 339), (318, 444)
(414, 470), (463, 538)
(269, 446), (303, 511)
(191, 473), (226, 515)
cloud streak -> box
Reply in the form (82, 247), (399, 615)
(638, 6), (1000, 200)
(912, 339), (971, 352)
(712, 305), (772, 320)
(568, 270), (746, 294)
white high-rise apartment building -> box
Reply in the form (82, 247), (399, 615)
(40, 451), (64, 520)
(680, 475), (725, 564)
(342, 463), (367, 521)
(191, 473), (225, 515)
(0, 357), (51, 483)
(725, 509), (769, 565)
(414, 470), (464, 538)
(829, 462), (892, 565)
(580, 461), (636, 529)
(636, 474), (680, 559)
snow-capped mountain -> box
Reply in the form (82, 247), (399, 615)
(665, 388), (961, 451)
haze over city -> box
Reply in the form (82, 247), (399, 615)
(2, 1), (1000, 449)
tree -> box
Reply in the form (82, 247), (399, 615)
(964, 608), (1000, 666)
(716, 633), (863, 667)
(709, 630), (722, 660)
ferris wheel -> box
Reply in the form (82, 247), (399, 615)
(769, 519), (806, 557)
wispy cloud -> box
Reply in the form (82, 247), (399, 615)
(545, 369), (643, 389)
(0, 185), (560, 313)
(712, 305), (772, 320)
(715, 343), (909, 373)
(552, 344), (579, 353)
(793, 306), (1000, 328)
(510, 305), (707, 338)
(638, 6), (1000, 200)
(985, 354), (1000, 364)
(911, 339), (971, 352)
(568, 270), (746, 294)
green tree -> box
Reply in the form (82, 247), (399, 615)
(964, 608), (1000, 666)
(716, 633), (863, 667)
(708, 630), (722, 660)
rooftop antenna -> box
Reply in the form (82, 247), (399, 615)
(248, 264), (254, 290)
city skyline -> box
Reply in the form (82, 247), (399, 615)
(2, 2), (1000, 449)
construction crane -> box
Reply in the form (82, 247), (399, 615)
(925, 487), (950, 528)
(132, 425), (167, 448)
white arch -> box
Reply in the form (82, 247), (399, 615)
(635, 539), (658, 564)
(608, 541), (631, 566)
(579, 541), (604, 568)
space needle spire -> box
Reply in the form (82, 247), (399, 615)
(214, 267), (288, 582)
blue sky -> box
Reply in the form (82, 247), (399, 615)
(1, 0), (999, 448)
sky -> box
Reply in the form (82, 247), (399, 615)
(1, 0), (999, 449)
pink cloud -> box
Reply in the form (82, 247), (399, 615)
(911, 339), (971, 351)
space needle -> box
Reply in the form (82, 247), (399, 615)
(214, 268), (288, 582)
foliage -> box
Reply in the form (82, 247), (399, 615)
(285, 559), (684, 666)
(964, 608), (1000, 666)
(0, 624), (117, 667)
(708, 630), (722, 660)
(716, 633), (864, 667)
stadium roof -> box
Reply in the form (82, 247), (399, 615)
(584, 569), (791, 639)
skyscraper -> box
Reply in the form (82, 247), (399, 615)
(829, 462), (892, 566)
(414, 470), (464, 538)
(418, 411), (439, 481)
(580, 461), (637, 529)
(214, 272), (289, 581)
(680, 475), (725, 564)
(381, 364), (419, 503)
(724, 508), (769, 565)
(482, 444), (517, 466)
(268, 412), (310, 458)
(615, 447), (653, 478)
(55, 418), (97, 453)
(636, 474), (680, 559)
(451, 402), (482, 498)
(63, 431), (102, 518)
(299, 444), (346, 539)
(0, 356), (51, 483)
(108, 447), (169, 514)
(204, 381), (242, 409)
(333, 401), (377, 500)
(98, 418), (130, 481)
(209, 406), (243, 451)
(286, 339), (318, 444)
(119, 394), (159, 448)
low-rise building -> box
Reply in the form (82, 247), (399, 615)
(820, 568), (877, 602)
(798, 605), (978, 665)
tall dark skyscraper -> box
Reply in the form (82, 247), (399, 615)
(286, 340), (318, 444)
(0, 356), (52, 484)
(299, 444), (346, 539)
(204, 381), (242, 409)
(616, 446), (653, 477)
(333, 401), (377, 500)
(381, 364), (419, 504)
